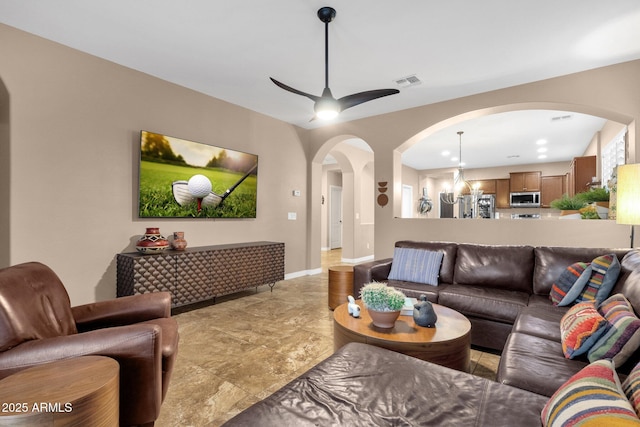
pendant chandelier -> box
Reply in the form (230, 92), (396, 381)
(440, 131), (482, 205)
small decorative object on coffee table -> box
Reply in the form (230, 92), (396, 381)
(135, 227), (170, 253)
(360, 282), (406, 328)
(347, 295), (360, 318)
(413, 294), (438, 327)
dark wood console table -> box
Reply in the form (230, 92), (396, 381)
(117, 241), (284, 308)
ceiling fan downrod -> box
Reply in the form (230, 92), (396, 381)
(318, 7), (336, 90)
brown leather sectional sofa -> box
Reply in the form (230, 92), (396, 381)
(224, 241), (640, 426)
(354, 241), (640, 396)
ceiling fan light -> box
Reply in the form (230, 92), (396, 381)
(314, 98), (340, 120)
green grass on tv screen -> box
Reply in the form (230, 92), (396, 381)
(139, 161), (257, 218)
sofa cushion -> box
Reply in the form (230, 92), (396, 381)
(438, 285), (529, 324)
(588, 294), (640, 366)
(541, 359), (640, 426)
(513, 305), (567, 342)
(559, 301), (609, 359)
(388, 248), (443, 285)
(623, 361), (640, 418)
(548, 261), (591, 305)
(498, 332), (589, 397)
(453, 244), (534, 293)
(387, 280), (447, 302)
(612, 251), (640, 314)
(533, 247), (629, 296)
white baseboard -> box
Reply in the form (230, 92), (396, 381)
(284, 268), (323, 280)
(341, 255), (374, 264)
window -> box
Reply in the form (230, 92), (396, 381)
(601, 128), (626, 189)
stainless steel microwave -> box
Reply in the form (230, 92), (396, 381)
(510, 192), (541, 207)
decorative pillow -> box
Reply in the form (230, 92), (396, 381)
(541, 359), (640, 426)
(560, 301), (609, 359)
(573, 254), (621, 305)
(623, 361), (640, 418)
(588, 294), (640, 366)
(549, 261), (591, 306)
(388, 248), (444, 286)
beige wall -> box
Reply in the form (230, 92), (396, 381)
(3, 23), (640, 304)
(303, 60), (640, 262)
(0, 24), (309, 305)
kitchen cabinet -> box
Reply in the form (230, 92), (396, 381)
(541, 175), (565, 208)
(510, 171), (541, 192)
(496, 179), (511, 208)
(460, 179), (496, 195)
(567, 155), (596, 196)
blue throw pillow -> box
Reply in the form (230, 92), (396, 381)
(559, 254), (621, 306)
(388, 248), (444, 286)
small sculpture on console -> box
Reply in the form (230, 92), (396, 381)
(413, 294), (437, 327)
(347, 295), (360, 318)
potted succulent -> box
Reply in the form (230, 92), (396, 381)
(360, 282), (406, 328)
(549, 194), (586, 219)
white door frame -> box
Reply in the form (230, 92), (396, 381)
(329, 185), (343, 249)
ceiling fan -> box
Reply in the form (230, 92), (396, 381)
(270, 6), (400, 121)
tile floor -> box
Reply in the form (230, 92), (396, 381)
(155, 250), (501, 426)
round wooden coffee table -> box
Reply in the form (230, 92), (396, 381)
(333, 300), (471, 372)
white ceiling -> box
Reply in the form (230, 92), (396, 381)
(1, 1), (639, 169)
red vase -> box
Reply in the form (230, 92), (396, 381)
(136, 228), (170, 254)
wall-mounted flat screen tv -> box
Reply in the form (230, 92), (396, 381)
(138, 130), (258, 218)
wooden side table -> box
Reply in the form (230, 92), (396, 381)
(328, 265), (354, 310)
(0, 356), (119, 426)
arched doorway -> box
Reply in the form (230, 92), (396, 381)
(311, 136), (375, 268)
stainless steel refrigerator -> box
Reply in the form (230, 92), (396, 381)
(459, 194), (496, 219)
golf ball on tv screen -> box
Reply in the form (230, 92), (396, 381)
(187, 174), (212, 198)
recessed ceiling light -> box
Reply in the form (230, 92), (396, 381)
(536, 139), (548, 145)
(538, 154), (547, 159)
(451, 157), (459, 162)
(441, 150), (450, 156)
(537, 147), (548, 153)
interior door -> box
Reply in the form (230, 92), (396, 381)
(330, 186), (342, 249)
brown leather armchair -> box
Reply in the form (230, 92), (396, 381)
(0, 261), (179, 427)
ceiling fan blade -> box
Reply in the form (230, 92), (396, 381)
(270, 78), (320, 103)
(338, 89), (400, 112)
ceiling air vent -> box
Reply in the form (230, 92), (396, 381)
(551, 114), (573, 122)
(394, 74), (422, 88)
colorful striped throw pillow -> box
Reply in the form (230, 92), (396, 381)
(549, 261), (591, 306)
(574, 254), (621, 305)
(623, 361), (640, 418)
(560, 301), (609, 359)
(541, 359), (640, 426)
(388, 248), (444, 286)
(588, 294), (640, 366)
